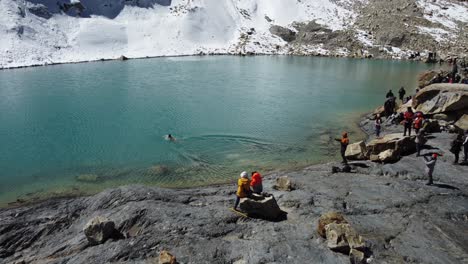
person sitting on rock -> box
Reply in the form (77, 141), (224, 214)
(234, 171), (251, 211)
(423, 153), (438, 185)
(403, 107), (414, 137)
(335, 132), (349, 164)
(250, 171), (263, 194)
(450, 133), (464, 165)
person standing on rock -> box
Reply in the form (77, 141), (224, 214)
(250, 171), (263, 194)
(450, 133), (464, 165)
(398, 87), (406, 102)
(234, 171), (251, 211)
(423, 153), (438, 185)
(463, 130), (468, 163)
(413, 112), (424, 135)
(403, 107), (414, 137)
(415, 129), (426, 157)
(386, 90), (394, 99)
(375, 114), (382, 138)
(335, 132), (349, 164)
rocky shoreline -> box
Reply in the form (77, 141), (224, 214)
(1, 84), (468, 264)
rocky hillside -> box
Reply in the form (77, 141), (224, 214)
(0, 0), (467, 69)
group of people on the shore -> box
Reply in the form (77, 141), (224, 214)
(377, 84), (468, 185)
(233, 171), (263, 211)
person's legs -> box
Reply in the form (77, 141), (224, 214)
(416, 143), (421, 156)
(454, 152), (459, 164)
(341, 150), (347, 164)
(427, 170), (433, 185)
(403, 123), (408, 136)
(234, 196), (240, 209)
(464, 146), (468, 162)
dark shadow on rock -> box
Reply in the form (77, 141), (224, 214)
(430, 183), (460, 190)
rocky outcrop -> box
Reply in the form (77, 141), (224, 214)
(412, 84), (468, 115)
(83, 216), (121, 245)
(239, 194), (286, 221)
(455, 114), (468, 130)
(345, 141), (367, 160)
(269, 25), (296, 42)
(417, 70), (451, 88)
(366, 133), (416, 162)
(273, 176), (294, 191)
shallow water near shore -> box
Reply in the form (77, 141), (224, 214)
(0, 56), (435, 205)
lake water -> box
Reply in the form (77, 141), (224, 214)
(0, 56), (434, 204)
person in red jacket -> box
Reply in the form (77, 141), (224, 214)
(250, 171), (263, 194)
(403, 107), (414, 136)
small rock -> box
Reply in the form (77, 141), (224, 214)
(273, 176), (294, 191)
(83, 216), (120, 245)
(159, 250), (177, 264)
(345, 141), (367, 160)
(317, 212), (347, 238)
(325, 223), (366, 254)
(119, 55), (128, 61)
(350, 248), (366, 264)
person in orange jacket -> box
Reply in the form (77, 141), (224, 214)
(234, 171), (251, 210)
(250, 171), (263, 194)
(335, 132), (350, 164)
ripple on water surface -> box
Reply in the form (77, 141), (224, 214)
(0, 56), (435, 205)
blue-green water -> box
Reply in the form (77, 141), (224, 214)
(0, 56), (433, 204)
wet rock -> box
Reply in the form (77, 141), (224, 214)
(273, 176), (294, 191)
(269, 25), (296, 42)
(455, 114), (468, 130)
(239, 194), (286, 221)
(345, 141), (367, 160)
(159, 250), (177, 264)
(83, 216), (120, 245)
(317, 212), (347, 238)
(76, 174), (99, 183)
(413, 84), (468, 115)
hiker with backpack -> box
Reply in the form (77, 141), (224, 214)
(250, 171), (263, 194)
(415, 129), (426, 157)
(398, 87), (406, 102)
(234, 171), (251, 211)
(413, 112), (424, 135)
(375, 114), (382, 138)
(424, 153), (438, 185)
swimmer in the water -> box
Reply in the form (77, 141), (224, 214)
(166, 134), (176, 142)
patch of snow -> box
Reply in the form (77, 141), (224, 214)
(417, 0), (468, 29)
(417, 26), (454, 43)
(355, 29), (374, 47)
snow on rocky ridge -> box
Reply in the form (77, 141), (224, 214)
(0, 0), (466, 69)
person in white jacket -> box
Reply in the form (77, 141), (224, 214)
(423, 153), (438, 185)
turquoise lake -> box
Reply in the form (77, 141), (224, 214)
(0, 56), (434, 204)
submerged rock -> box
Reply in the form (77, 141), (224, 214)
(83, 216), (121, 245)
(239, 194), (286, 221)
(76, 174), (99, 183)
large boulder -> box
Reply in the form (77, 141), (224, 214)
(325, 223), (367, 254)
(417, 70), (450, 88)
(83, 216), (120, 245)
(317, 212), (347, 238)
(412, 84), (468, 115)
(455, 114), (468, 130)
(273, 176), (294, 191)
(366, 133), (416, 162)
(239, 194), (286, 221)
(345, 141), (367, 160)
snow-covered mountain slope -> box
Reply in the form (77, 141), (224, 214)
(0, 0), (467, 69)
